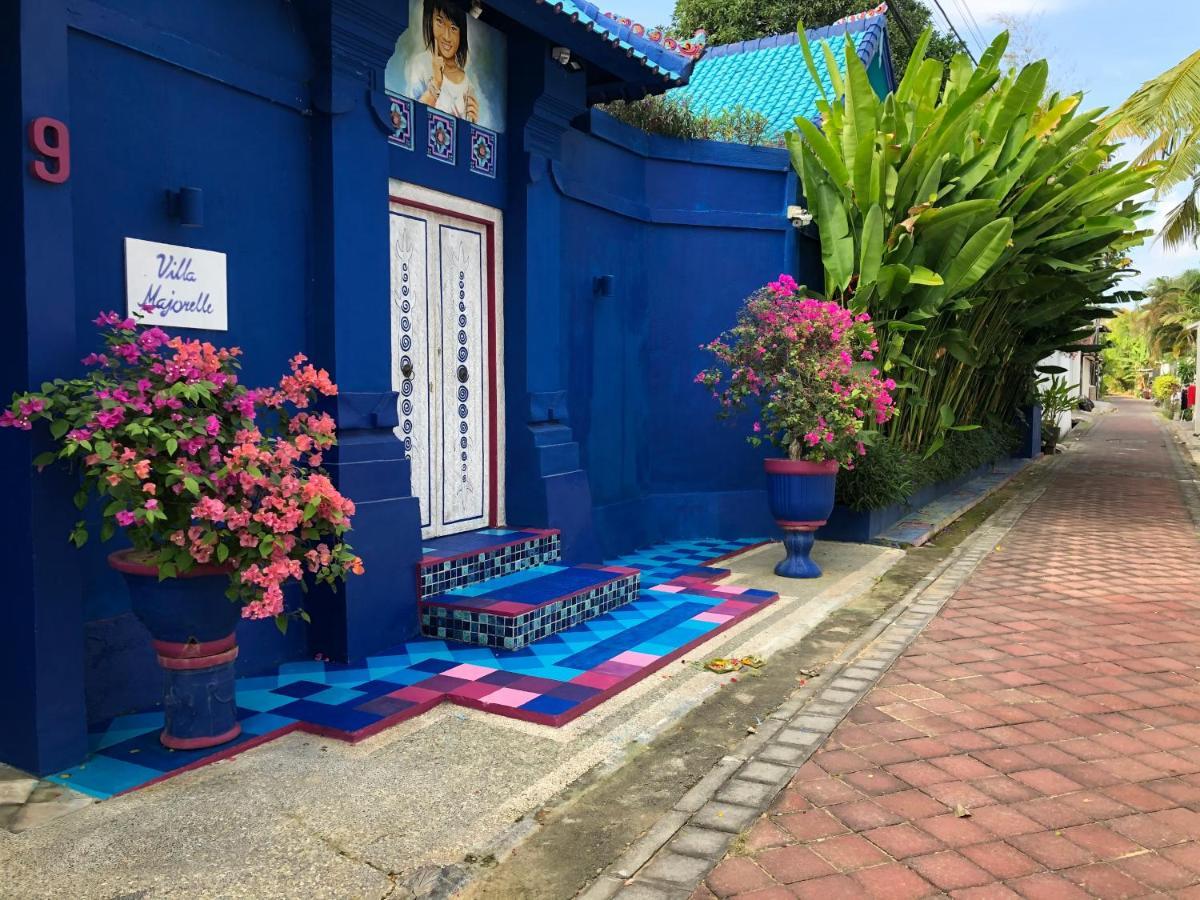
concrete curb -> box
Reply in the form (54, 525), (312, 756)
(874, 456), (1042, 549)
(581, 461), (1057, 900)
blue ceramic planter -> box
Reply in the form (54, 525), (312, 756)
(110, 551), (242, 750)
(764, 459), (838, 578)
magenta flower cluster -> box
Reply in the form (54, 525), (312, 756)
(0, 312), (363, 623)
(696, 275), (896, 467)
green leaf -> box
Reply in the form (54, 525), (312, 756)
(95, 441), (113, 460)
(814, 181), (855, 294)
(877, 264), (912, 302)
(939, 218), (1014, 297)
(841, 33), (878, 182)
(908, 266), (944, 286)
(938, 402), (956, 429)
(886, 321), (926, 332)
(859, 205), (884, 289)
(789, 119), (850, 192)
(922, 435), (946, 460)
(274, 614), (289, 635)
(32, 451), (57, 468)
(49, 419), (69, 440)
(216, 543), (229, 564)
(166, 437), (178, 456)
(183, 476), (200, 496)
(949, 424), (982, 431)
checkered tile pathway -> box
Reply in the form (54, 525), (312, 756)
(51, 537), (769, 799)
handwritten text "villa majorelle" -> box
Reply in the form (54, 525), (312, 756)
(140, 254), (216, 317)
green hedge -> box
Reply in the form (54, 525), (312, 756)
(835, 425), (1019, 512)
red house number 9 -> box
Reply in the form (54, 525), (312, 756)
(28, 117), (70, 184)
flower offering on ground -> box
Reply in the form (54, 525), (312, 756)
(696, 276), (896, 466)
(1, 311), (362, 624)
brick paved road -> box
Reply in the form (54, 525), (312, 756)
(700, 401), (1200, 899)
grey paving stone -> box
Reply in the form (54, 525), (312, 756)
(612, 810), (690, 878)
(757, 742), (812, 766)
(673, 756), (741, 814)
(821, 688), (858, 704)
(715, 778), (776, 808)
(638, 851), (713, 886)
(803, 701), (848, 717)
(692, 801), (760, 833)
(775, 728), (820, 748)
(842, 666), (882, 681)
(668, 826), (733, 860)
(738, 760), (792, 787)
(615, 881), (679, 899)
(579, 875), (626, 900)
(790, 714), (839, 732)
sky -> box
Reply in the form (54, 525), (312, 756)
(613, 0), (1200, 290)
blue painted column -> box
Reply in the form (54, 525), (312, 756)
(0, 0), (88, 774)
(300, 0), (424, 661)
(504, 46), (602, 562)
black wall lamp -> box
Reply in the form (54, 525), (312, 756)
(593, 274), (614, 297)
(166, 186), (204, 227)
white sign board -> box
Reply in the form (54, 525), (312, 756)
(124, 238), (228, 331)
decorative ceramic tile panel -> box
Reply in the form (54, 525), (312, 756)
(469, 125), (497, 178)
(385, 92), (414, 151)
(389, 212), (432, 528)
(427, 110), (456, 165)
(417, 528), (560, 601)
(49, 537), (769, 800)
(420, 564), (641, 650)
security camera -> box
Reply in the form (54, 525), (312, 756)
(469, 0), (483, 18)
(787, 204), (814, 228)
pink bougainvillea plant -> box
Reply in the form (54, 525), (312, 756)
(0, 312), (362, 626)
(696, 275), (897, 467)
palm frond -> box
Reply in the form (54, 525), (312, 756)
(1161, 174), (1200, 251)
(1111, 49), (1200, 139)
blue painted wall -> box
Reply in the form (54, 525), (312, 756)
(554, 113), (821, 556)
(1, 0), (830, 772)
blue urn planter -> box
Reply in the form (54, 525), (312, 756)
(109, 550), (242, 750)
(764, 458), (838, 578)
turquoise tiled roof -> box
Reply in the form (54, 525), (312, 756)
(668, 9), (891, 139)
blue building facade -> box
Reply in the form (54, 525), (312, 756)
(0, 0), (887, 775)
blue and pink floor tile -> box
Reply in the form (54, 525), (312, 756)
(50, 537), (770, 799)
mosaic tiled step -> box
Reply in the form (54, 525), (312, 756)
(420, 563), (641, 650)
(417, 527), (561, 601)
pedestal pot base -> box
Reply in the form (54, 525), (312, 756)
(109, 551), (242, 750)
(764, 459), (838, 580)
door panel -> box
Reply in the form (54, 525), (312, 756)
(390, 202), (492, 538)
(390, 213), (433, 529)
(439, 225), (487, 528)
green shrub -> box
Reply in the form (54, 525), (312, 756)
(601, 95), (776, 146)
(836, 424), (1018, 512)
(1152, 373), (1182, 402)
(835, 441), (915, 511)
(1178, 357), (1196, 386)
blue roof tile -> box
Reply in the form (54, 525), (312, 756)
(667, 3), (892, 139)
(538, 1), (704, 82)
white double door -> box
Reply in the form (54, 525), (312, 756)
(389, 198), (495, 538)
